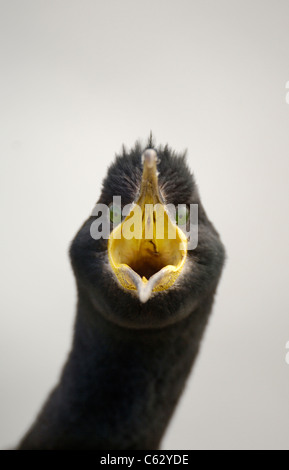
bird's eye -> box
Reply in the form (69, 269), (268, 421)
(176, 206), (189, 226)
(109, 204), (122, 224)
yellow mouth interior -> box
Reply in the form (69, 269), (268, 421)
(108, 203), (187, 293)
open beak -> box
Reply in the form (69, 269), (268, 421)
(108, 149), (188, 303)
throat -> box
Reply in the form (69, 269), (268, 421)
(18, 293), (209, 450)
(125, 240), (167, 279)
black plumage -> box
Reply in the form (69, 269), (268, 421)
(18, 139), (225, 450)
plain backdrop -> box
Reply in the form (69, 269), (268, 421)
(1, 0), (289, 450)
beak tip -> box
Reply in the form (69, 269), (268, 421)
(137, 282), (153, 303)
(142, 149), (157, 169)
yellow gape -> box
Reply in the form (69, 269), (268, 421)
(108, 149), (188, 303)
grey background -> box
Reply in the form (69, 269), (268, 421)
(1, 0), (289, 450)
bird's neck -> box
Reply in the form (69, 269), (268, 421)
(19, 291), (212, 450)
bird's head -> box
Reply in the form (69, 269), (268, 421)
(70, 140), (225, 329)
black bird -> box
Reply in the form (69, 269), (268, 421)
(18, 139), (225, 450)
